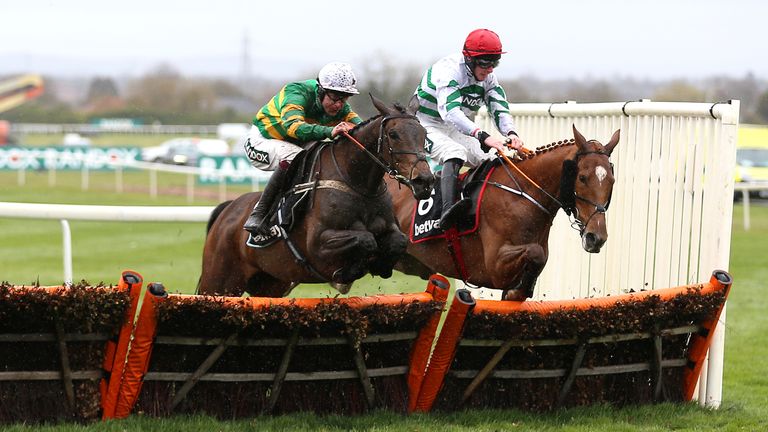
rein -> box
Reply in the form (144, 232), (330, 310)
(495, 147), (613, 235)
(341, 114), (428, 193)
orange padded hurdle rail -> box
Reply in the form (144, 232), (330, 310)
(412, 270), (732, 411)
(101, 273), (448, 419)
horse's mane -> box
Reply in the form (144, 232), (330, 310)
(516, 138), (576, 161)
(351, 114), (381, 132)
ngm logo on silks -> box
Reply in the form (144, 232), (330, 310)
(460, 89), (486, 112)
(0, 147), (141, 171)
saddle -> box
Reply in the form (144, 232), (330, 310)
(247, 141), (329, 248)
(410, 158), (500, 243)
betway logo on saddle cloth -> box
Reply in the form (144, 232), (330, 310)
(409, 168), (494, 243)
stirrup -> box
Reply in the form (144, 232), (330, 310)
(243, 213), (269, 236)
(439, 199), (471, 229)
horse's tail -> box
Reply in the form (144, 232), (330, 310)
(206, 200), (233, 235)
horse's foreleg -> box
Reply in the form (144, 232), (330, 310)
(245, 272), (293, 298)
(370, 223), (408, 278)
(490, 243), (547, 299)
(316, 226), (378, 284)
(197, 270), (249, 297)
(393, 254), (433, 280)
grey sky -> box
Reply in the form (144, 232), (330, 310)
(1, 0), (765, 81)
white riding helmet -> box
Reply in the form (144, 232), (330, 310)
(317, 62), (359, 95)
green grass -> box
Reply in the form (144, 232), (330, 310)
(0, 171), (427, 296)
(1, 173), (767, 430)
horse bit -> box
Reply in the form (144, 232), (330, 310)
(495, 148), (613, 235)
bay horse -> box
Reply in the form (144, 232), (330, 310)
(386, 125), (620, 300)
(197, 96), (435, 297)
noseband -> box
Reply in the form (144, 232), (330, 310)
(376, 114), (429, 187)
(561, 150), (613, 234)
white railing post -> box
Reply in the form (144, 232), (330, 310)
(705, 307), (726, 408)
(81, 164), (89, 191)
(150, 168), (158, 199)
(742, 190), (751, 230)
(115, 165), (123, 193)
(187, 173), (194, 203)
(60, 219), (72, 286)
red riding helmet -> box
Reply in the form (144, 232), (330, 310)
(462, 29), (507, 57)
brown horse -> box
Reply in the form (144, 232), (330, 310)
(198, 96), (435, 297)
(387, 125), (620, 300)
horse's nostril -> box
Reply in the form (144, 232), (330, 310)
(585, 232), (596, 245)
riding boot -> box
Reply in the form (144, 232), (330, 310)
(243, 161), (290, 236)
(438, 158), (470, 230)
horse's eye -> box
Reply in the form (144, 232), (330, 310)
(579, 175), (588, 183)
(388, 131), (399, 140)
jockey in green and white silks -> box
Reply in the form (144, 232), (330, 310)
(243, 62), (362, 236)
(414, 52), (518, 166)
(411, 29), (525, 230)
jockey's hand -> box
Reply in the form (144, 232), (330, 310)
(483, 135), (509, 153)
(505, 134), (524, 151)
(332, 122), (356, 137)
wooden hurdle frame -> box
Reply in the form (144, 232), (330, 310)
(412, 270), (732, 412)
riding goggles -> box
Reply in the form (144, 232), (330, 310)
(326, 91), (352, 103)
(475, 59), (500, 69)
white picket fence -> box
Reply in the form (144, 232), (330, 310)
(477, 99), (740, 408)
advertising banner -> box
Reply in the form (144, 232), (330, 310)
(0, 146), (141, 171)
(197, 156), (270, 185)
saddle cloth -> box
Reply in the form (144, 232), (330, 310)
(409, 160), (498, 243)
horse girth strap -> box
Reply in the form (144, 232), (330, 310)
(277, 226), (328, 282)
(444, 228), (471, 284)
(290, 180), (386, 197)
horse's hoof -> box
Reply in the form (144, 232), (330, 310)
(503, 289), (528, 301)
(330, 281), (353, 294)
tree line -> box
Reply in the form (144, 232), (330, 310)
(4, 58), (768, 126)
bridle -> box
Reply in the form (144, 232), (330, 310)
(339, 114), (428, 195)
(560, 150), (614, 235)
(492, 146), (613, 235)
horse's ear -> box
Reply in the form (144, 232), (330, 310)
(572, 124), (588, 150)
(406, 94), (419, 115)
(369, 93), (392, 116)
(604, 129), (620, 155)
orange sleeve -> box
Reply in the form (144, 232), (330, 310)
(413, 288), (475, 412)
(407, 275), (450, 412)
(101, 271), (144, 420)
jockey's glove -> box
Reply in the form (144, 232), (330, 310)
(475, 130), (491, 153)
